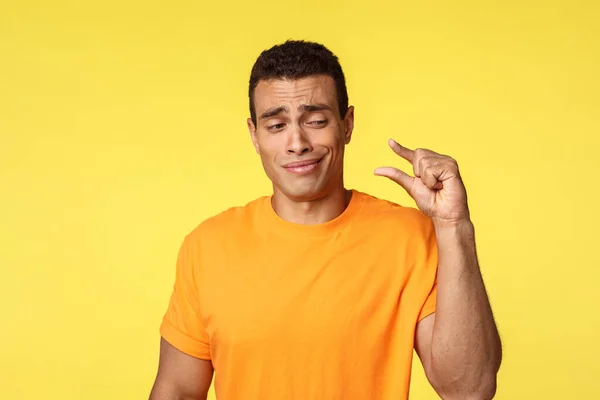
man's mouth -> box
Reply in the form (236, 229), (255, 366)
(282, 158), (322, 174)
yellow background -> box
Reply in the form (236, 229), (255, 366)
(1, 0), (598, 398)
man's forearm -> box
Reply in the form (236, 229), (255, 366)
(429, 219), (502, 399)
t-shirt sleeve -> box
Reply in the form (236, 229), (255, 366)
(160, 235), (211, 360)
(418, 282), (437, 321)
(417, 217), (438, 322)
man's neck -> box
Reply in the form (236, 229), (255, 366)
(271, 187), (352, 225)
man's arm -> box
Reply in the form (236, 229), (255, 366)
(415, 220), (502, 400)
(374, 139), (502, 398)
(149, 338), (214, 400)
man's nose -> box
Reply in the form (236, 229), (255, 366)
(286, 125), (313, 155)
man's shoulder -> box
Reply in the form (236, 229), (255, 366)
(185, 195), (266, 240)
(355, 191), (435, 249)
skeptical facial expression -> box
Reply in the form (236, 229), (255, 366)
(248, 75), (354, 202)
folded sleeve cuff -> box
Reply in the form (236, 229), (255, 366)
(160, 318), (211, 360)
(417, 284), (437, 322)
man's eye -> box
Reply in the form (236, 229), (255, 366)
(268, 123), (286, 131)
(309, 120), (327, 126)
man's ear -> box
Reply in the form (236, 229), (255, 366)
(247, 118), (260, 154)
(343, 106), (355, 145)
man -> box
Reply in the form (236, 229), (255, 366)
(149, 40), (502, 400)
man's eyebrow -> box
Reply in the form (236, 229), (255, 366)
(259, 106), (288, 120)
(259, 103), (333, 120)
(299, 103), (333, 112)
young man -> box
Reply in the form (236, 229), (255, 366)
(149, 40), (502, 400)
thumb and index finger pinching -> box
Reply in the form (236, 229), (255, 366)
(373, 139), (416, 193)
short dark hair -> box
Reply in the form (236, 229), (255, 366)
(248, 40), (349, 125)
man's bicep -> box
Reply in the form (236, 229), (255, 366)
(415, 313), (442, 393)
(150, 338), (214, 400)
(415, 312), (435, 361)
(414, 281), (437, 367)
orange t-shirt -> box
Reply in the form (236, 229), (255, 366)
(160, 190), (438, 400)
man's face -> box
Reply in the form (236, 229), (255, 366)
(247, 75), (354, 202)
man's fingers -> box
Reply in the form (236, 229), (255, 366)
(382, 140), (449, 191)
(374, 166), (415, 193)
(421, 163), (444, 190)
(388, 139), (414, 163)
